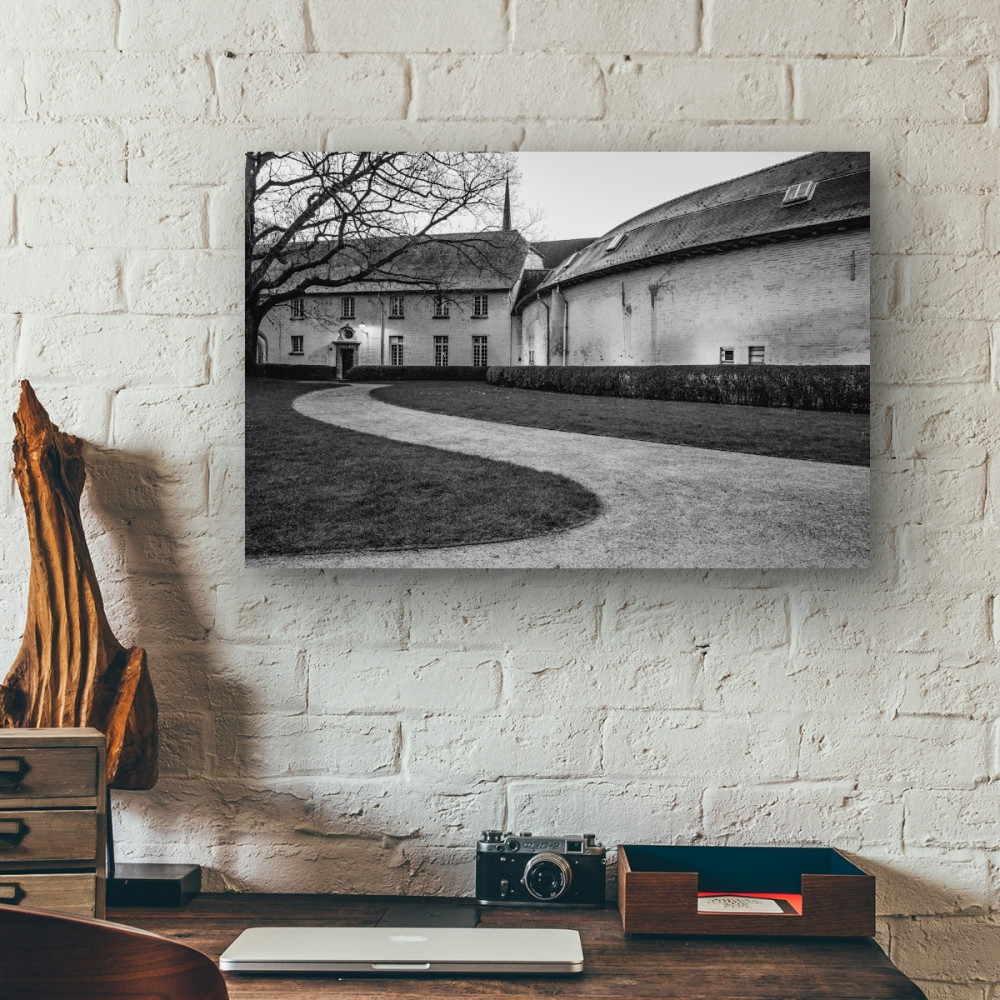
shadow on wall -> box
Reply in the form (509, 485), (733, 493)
(82, 443), (253, 886)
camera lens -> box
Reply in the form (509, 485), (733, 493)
(522, 852), (572, 901)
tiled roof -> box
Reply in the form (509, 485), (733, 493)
(512, 269), (550, 310)
(529, 237), (598, 269)
(539, 152), (870, 292)
(291, 230), (528, 293)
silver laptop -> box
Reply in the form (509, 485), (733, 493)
(219, 926), (584, 975)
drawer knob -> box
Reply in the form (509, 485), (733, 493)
(0, 757), (30, 790)
(0, 818), (28, 849)
(0, 882), (26, 904)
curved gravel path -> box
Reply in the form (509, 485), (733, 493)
(260, 384), (869, 569)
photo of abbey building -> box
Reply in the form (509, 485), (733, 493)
(256, 152), (869, 376)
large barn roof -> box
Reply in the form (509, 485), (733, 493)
(288, 229), (528, 294)
(538, 152), (869, 292)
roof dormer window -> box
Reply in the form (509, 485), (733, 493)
(605, 233), (628, 252)
(782, 181), (817, 206)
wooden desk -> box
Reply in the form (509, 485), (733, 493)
(109, 894), (926, 999)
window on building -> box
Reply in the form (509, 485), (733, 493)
(341, 296), (355, 319)
(528, 349), (535, 365)
(473, 294), (488, 317)
(434, 335), (449, 366)
(748, 346), (765, 365)
(719, 348), (734, 364)
(472, 335), (488, 366)
(433, 294), (449, 318)
(781, 180), (817, 206)
(389, 295), (404, 318)
(290, 297), (305, 320)
(605, 232), (627, 252)
(389, 336), (404, 366)
(290, 335), (304, 355)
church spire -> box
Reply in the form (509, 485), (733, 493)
(502, 177), (511, 231)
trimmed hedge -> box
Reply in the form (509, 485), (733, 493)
(348, 365), (489, 382)
(486, 365), (869, 413)
(258, 363), (339, 381)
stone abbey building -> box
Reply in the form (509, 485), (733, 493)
(258, 152), (869, 376)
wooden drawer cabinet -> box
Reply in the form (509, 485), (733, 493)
(0, 728), (106, 918)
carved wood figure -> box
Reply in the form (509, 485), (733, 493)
(0, 381), (157, 789)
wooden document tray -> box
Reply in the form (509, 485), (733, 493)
(618, 845), (875, 937)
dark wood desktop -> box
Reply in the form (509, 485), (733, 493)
(108, 894), (927, 1000)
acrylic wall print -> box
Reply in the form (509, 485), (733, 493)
(245, 151), (870, 569)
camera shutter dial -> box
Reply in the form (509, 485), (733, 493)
(522, 852), (573, 901)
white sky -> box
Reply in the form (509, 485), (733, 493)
(515, 152), (810, 241)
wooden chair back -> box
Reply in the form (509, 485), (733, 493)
(0, 904), (229, 1000)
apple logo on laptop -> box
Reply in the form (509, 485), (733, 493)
(390, 934), (429, 943)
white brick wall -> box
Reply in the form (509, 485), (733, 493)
(2, 2), (998, 996)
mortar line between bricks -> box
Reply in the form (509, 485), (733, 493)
(302, 0), (317, 54)
(695, 0), (706, 54)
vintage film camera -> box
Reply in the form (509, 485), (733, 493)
(476, 830), (607, 907)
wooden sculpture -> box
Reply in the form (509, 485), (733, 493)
(0, 381), (157, 789)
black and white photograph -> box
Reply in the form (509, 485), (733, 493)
(245, 150), (870, 569)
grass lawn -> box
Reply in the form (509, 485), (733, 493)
(371, 381), (869, 467)
(246, 379), (601, 557)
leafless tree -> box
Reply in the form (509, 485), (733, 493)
(245, 152), (527, 375)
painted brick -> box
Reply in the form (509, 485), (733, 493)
(866, 848), (996, 917)
(26, 55), (214, 119)
(0, 316), (18, 388)
(795, 60), (987, 124)
(208, 184), (243, 251)
(902, 525), (1000, 593)
(603, 57), (788, 122)
(707, 1), (902, 56)
(20, 186), (207, 250)
(702, 649), (908, 716)
(111, 386), (243, 454)
(900, 256), (1000, 322)
(603, 711), (800, 782)
(504, 649), (703, 712)
(125, 123), (324, 186)
(13, 0), (116, 50)
(1, 56), (24, 122)
(320, 121), (525, 154)
(307, 780), (505, 844)
(508, 779), (703, 844)
(515, 0), (697, 54)
(703, 784), (903, 850)
(874, 191), (986, 256)
(890, 915), (1000, 980)
(871, 319), (990, 386)
(794, 589), (990, 658)
(19, 315), (210, 389)
(235, 716), (399, 777)
(124, 251), (241, 315)
(311, 0), (507, 53)
(211, 577), (403, 648)
(891, 392), (993, 464)
(0, 194), (12, 248)
(0, 248), (123, 314)
(209, 647), (308, 715)
(216, 55), (407, 121)
(606, 588), (788, 654)
(903, 125), (1000, 193)
(870, 253), (898, 320)
(2, 123), (125, 187)
(799, 715), (988, 788)
(414, 55), (604, 121)
(905, 787), (1000, 849)
(407, 579), (602, 651)
(872, 460), (986, 528)
(899, 655), (998, 720)
(408, 713), (604, 787)
(308, 651), (501, 714)
(903, 0), (1000, 55)
(207, 446), (244, 521)
(119, 0), (306, 51)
